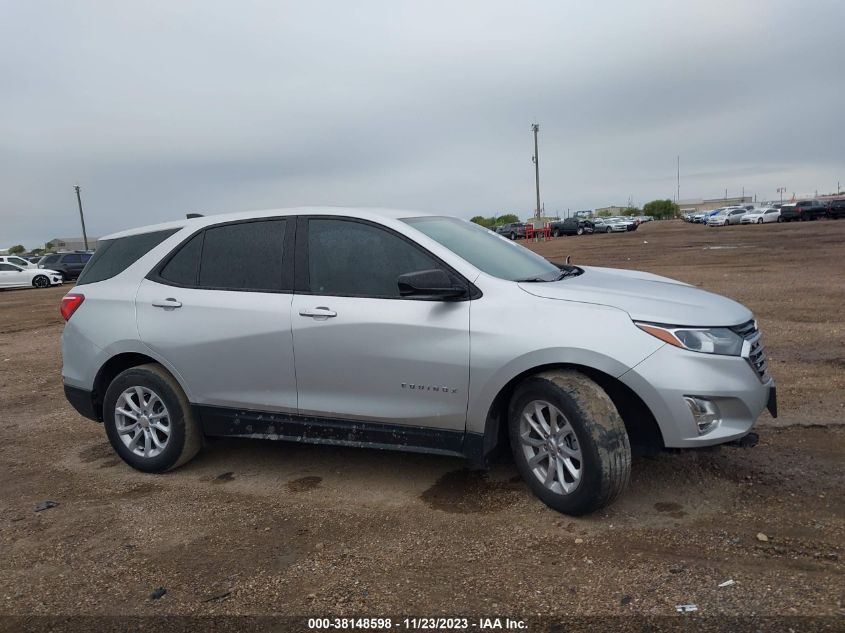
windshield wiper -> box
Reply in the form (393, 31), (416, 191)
(516, 267), (583, 283)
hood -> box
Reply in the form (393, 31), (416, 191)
(518, 266), (752, 327)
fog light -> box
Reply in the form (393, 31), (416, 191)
(684, 396), (721, 434)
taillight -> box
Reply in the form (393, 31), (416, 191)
(60, 293), (85, 321)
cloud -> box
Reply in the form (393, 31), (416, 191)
(1, 0), (843, 245)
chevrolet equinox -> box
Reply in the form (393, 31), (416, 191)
(61, 208), (777, 515)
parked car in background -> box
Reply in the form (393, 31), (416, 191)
(592, 218), (627, 233)
(38, 251), (93, 280)
(741, 208), (780, 224)
(548, 217), (594, 237)
(0, 255), (38, 269)
(825, 199), (845, 219)
(0, 263), (63, 289)
(496, 222), (527, 240)
(60, 207), (776, 516)
(708, 208), (746, 226)
(779, 200), (827, 222)
(609, 217), (638, 231)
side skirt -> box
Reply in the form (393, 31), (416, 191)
(194, 404), (482, 460)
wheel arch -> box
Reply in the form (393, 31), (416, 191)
(91, 350), (186, 421)
(469, 362), (664, 467)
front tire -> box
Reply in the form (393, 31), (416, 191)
(757, 218), (763, 224)
(510, 232), (516, 240)
(103, 363), (202, 472)
(576, 227), (584, 236)
(32, 275), (50, 288)
(552, 229), (560, 238)
(508, 370), (631, 515)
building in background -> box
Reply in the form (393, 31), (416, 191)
(45, 237), (99, 252)
(677, 196), (752, 214)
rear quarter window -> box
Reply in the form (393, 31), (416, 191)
(76, 229), (178, 285)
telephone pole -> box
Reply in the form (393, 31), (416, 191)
(74, 185), (89, 250)
(676, 155), (680, 202)
(531, 123), (541, 224)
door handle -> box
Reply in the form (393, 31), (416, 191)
(152, 298), (182, 309)
(298, 306), (337, 318)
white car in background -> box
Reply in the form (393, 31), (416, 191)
(741, 207), (780, 224)
(592, 218), (628, 233)
(708, 207), (746, 226)
(0, 255), (38, 269)
(0, 262), (63, 289)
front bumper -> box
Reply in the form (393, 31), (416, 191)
(620, 344), (775, 447)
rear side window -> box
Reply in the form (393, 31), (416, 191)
(63, 254), (82, 263)
(156, 220), (287, 291)
(199, 220), (286, 291)
(76, 229), (177, 286)
(41, 255), (59, 265)
(159, 233), (203, 286)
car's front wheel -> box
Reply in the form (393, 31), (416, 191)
(103, 363), (202, 472)
(510, 232), (516, 240)
(758, 218), (763, 224)
(576, 227), (584, 236)
(509, 370), (631, 515)
(552, 229), (560, 238)
(32, 275), (50, 288)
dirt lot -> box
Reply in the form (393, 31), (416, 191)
(1, 220), (843, 628)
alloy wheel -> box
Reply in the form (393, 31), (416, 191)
(519, 400), (582, 495)
(114, 386), (171, 458)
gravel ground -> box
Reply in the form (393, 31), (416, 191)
(0, 219), (842, 630)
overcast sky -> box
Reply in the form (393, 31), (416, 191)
(2, 0), (843, 247)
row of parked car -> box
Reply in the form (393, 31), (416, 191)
(0, 250), (94, 290)
(495, 215), (652, 239)
(683, 199), (845, 226)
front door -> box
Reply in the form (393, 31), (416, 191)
(136, 218), (297, 412)
(0, 263), (27, 287)
(291, 217), (470, 431)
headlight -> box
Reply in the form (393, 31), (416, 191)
(635, 322), (744, 356)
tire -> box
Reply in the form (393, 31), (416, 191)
(103, 363), (202, 472)
(508, 370), (631, 515)
(32, 275), (50, 288)
(757, 218), (763, 224)
(777, 216), (783, 223)
(605, 227), (611, 233)
(576, 227), (584, 236)
(510, 232), (516, 240)
(552, 229), (560, 238)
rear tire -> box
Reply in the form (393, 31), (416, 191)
(510, 232), (516, 240)
(103, 363), (202, 472)
(508, 370), (631, 515)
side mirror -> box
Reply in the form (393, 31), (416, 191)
(397, 269), (466, 300)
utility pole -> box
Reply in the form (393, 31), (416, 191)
(777, 187), (786, 204)
(74, 185), (89, 250)
(676, 155), (680, 203)
(531, 123), (541, 226)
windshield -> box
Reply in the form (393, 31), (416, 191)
(403, 216), (562, 282)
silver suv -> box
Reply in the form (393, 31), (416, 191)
(61, 208), (776, 515)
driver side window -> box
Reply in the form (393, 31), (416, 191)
(307, 219), (440, 298)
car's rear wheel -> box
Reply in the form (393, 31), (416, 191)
(32, 275), (50, 288)
(103, 363), (202, 472)
(510, 232), (516, 240)
(508, 370), (631, 515)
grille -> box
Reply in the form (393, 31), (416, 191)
(732, 319), (769, 382)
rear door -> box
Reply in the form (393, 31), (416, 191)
(136, 218), (298, 412)
(290, 216), (470, 431)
